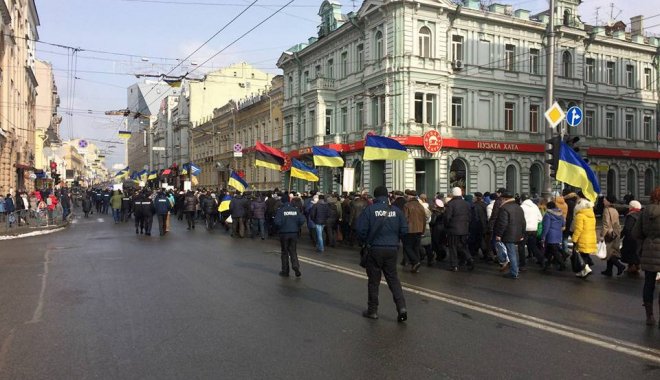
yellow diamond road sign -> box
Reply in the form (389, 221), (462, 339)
(544, 102), (565, 128)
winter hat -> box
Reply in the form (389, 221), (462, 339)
(373, 185), (388, 198)
(547, 201), (556, 209)
(629, 200), (642, 210)
(605, 194), (617, 204)
(451, 187), (462, 197)
(435, 199), (444, 208)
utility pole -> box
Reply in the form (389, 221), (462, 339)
(543, 0), (556, 198)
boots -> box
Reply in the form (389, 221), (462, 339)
(643, 303), (656, 326)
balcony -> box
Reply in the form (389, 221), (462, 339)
(308, 77), (335, 91)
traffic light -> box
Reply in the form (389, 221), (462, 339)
(545, 135), (561, 178)
(565, 135), (580, 153)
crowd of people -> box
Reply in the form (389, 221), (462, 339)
(0, 189), (73, 226)
(72, 184), (660, 325)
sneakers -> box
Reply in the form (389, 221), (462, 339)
(411, 262), (421, 273)
(499, 261), (510, 272)
(576, 265), (592, 278)
(397, 308), (407, 323)
(362, 310), (378, 320)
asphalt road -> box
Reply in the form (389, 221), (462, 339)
(0, 211), (659, 379)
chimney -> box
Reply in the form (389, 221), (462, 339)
(630, 15), (643, 36)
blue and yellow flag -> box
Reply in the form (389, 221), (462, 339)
(313, 146), (344, 167)
(290, 158), (319, 182)
(557, 142), (601, 202)
(218, 195), (232, 213)
(147, 170), (158, 180)
(138, 169), (148, 182)
(363, 135), (408, 161)
(228, 171), (249, 193)
(190, 163), (201, 176)
(114, 166), (129, 180)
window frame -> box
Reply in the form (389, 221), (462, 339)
(606, 61), (616, 85)
(625, 114), (634, 140)
(529, 48), (539, 75)
(414, 92), (435, 125)
(356, 44), (364, 71)
(451, 97), (463, 127)
(504, 102), (515, 131)
(529, 104), (539, 133)
(341, 51), (348, 77)
(606, 112), (615, 138)
(374, 30), (383, 62)
(505, 44), (515, 71)
(644, 68), (652, 91)
(325, 109), (333, 135)
(585, 110), (594, 137)
(327, 59), (334, 79)
(562, 51), (572, 78)
(626, 64), (635, 88)
(585, 58), (595, 82)
(452, 35), (464, 62)
(419, 26), (432, 58)
(643, 115), (653, 141)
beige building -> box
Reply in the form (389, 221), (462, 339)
(34, 60), (62, 175)
(0, 0), (40, 194)
(191, 76), (284, 190)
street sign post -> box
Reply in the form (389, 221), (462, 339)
(566, 106), (583, 127)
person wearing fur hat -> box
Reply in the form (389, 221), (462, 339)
(443, 187), (474, 272)
(572, 197), (598, 278)
(621, 200), (642, 275)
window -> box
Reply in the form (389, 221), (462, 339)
(303, 71), (309, 91)
(315, 65), (321, 78)
(451, 97), (463, 127)
(562, 51), (572, 78)
(308, 110), (315, 136)
(606, 112), (615, 138)
(327, 59), (334, 79)
(341, 52), (348, 77)
(325, 109), (333, 135)
(504, 102), (515, 131)
(644, 68), (652, 90)
(645, 168), (655, 196)
(505, 44), (515, 71)
(644, 116), (653, 141)
(585, 58), (595, 82)
(419, 26), (431, 58)
(452, 35), (464, 62)
(374, 31), (383, 61)
(529, 104), (539, 133)
(287, 75), (293, 97)
(625, 114), (634, 140)
(340, 107), (348, 133)
(626, 65), (634, 88)
(529, 48), (539, 74)
(414, 92), (435, 124)
(355, 102), (364, 131)
(606, 62), (615, 85)
(371, 96), (385, 126)
(585, 110), (594, 137)
(563, 10), (571, 26)
(356, 44), (364, 71)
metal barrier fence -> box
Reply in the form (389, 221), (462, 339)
(0, 208), (67, 233)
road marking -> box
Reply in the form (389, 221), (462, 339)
(0, 328), (15, 372)
(96, 218), (104, 223)
(26, 248), (52, 324)
(297, 255), (660, 364)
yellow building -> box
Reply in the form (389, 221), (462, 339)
(34, 60), (62, 175)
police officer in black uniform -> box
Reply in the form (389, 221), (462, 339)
(356, 185), (408, 322)
(132, 191), (145, 234)
(142, 190), (155, 236)
(121, 192), (132, 222)
(273, 192), (306, 277)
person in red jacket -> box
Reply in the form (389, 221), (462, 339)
(47, 193), (58, 224)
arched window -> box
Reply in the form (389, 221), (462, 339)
(563, 10), (571, 26)
(375, 31), (383, 61)
(562, 51), (572, 78)
(506, 165), (519, 194)
(607, 168), (617, 198)
(450, 158), (468, 193)
(627, 168), (637, 198)
(529, 164), (543, 196)
(644, 168), (655, 196)
(418, 26), (431, 58)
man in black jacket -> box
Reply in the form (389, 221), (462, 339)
(230, 193), (249, 238)
(154, 190), (171, 236)
(493, 191), (526, 279)
(310, 194), (330, 252)
(443, 187), (474, 272)
(274, 193), (306, 277)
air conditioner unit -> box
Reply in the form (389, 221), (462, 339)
(452, 60), (464, 70)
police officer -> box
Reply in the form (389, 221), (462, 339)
(132, 191), (145, 234)
(142, 190), (155, 236)
(356, 185), (408, 322)
(154, 189), (171, 236)
(121, 191), (132, 222)
(274, 193), (306, 277)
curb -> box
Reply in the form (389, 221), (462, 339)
(0, 220), (71, 240)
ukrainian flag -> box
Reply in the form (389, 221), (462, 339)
(181, 163), (189, 176)
(290, 158), (319, 182)
(313, 146), (344, 167)
(147, 170), (158, 180)
(114, 166), (129, 180)
(557, 142), (601, 202)
(138, 169), (148, 182)
(228, 171), (249, 193)
(218, 195), (231, 213)
(363, 135), (409, 161)
(190, 163), (201, 176)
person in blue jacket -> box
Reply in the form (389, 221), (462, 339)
(274, 193), (306, 277)
(540, 201), (566, 271)
(356, 185), (409, 323)
(153, 189), (171, 236)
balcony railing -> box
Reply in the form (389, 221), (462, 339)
(308, 77), (335, 91)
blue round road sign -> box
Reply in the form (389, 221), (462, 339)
(566, 106), (583, 127)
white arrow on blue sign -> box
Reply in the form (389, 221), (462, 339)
(566, 106), (583, 127)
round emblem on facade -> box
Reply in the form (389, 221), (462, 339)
(281, 155), (292, 171)
(423, 130), (443, 153)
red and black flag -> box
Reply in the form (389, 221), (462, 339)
(255, 141), (286, 171)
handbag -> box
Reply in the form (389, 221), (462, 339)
(570, 248), (585, 273)
(596, 241), (607, 259)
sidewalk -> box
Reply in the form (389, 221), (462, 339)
(0, 210), (70, 239)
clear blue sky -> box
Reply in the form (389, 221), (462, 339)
(35, 0), (658, 169)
